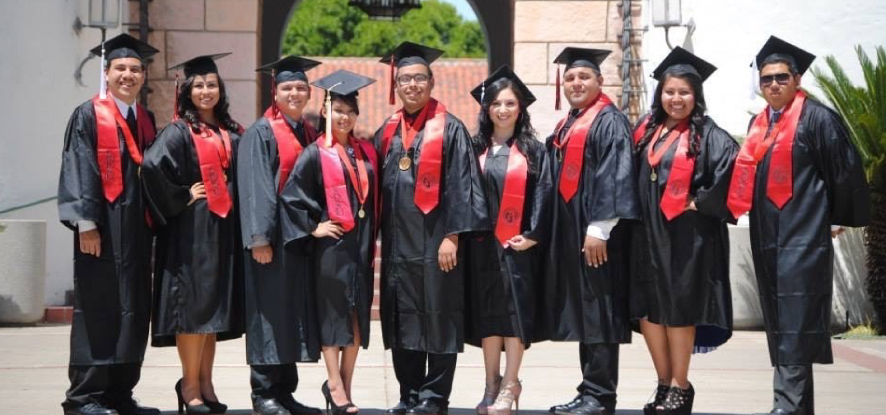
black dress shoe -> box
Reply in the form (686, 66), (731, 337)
(754, 410), (792, 415)
(113, 399), (160, 415)
(407, 399), (448, 415)
(278, 392), (321, 414)
(253, 397), (290, 415)
(552, 396), (610, 415)
(64, 403), (119, 415)
(386, 401), (413, 414)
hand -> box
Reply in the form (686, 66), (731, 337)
(582, 236), (608, 268)
(188, 182), (206, 206)
(831, 227), (845, 238)
(508, 235), (537, 251)
(685, 198), (697, 211)
(251, 244), (273, 264)
(438, 234), (459, 272)
(79, 229), (101, 257)
(312, 221), (345, 239)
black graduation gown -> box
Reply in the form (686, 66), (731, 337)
(372, 111), (491, 354)
(236, 117), (320, 364)
(539, 104), (640, 344)
(465, 139), (552, 348)
(281, 141), (378, 349)
(57, 100), (154, 365)
(141, 120), (244, 347)
(747, 99), (870, 366)
(630, 117), (738, 351)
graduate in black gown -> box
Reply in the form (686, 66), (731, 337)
(464, 66), (552, 415)
(281, 70), (378, 415)
(372, 42), (490, 415)
(57, 34), (161, 415)
(541, 48), (640, 415)
(237, 56), (324, 415)
(726, 37), (870, 415)
(630, 47), (738, 415)
(141, 53), (244, 415)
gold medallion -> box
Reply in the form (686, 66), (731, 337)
(398, 156), (412, 171)
(650, 169), (657, 181)
(358, 208), (366, 219)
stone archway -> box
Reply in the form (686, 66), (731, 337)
(259, 0), (513, 109)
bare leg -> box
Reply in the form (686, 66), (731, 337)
(176, 333), (207, 405)
(199, 334), (218, 402)
(481, 337), (504, 385)
(640, 319), (672, 384)
(340, 314), (361, 403)
(665, 326), (696, 389)
(501, 337), (524, 385)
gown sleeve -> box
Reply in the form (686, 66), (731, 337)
(443, 117), (491, 236)
(524, 142), (554, 244)
(693, 120), (740, 222)
(280, 144), (323, 245)
(140, 122), (194, 225)
(810, 105), (871, 227)
(236, 123), (279, 248)
(58, 104), (103, 230)
(582, 108), (640, 226)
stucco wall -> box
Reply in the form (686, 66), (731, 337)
(0, 0), (129, 305)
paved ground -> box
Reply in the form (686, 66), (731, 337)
(1, 323), (884, 415)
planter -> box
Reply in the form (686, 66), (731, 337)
(0, 220), (47, 324)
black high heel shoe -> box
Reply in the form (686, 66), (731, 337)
(203, 396), (227, 414)
(321, 380), (358, 415)
(174, 379), (211, 415)
(643, 383), (670, 415)
(660, 383), (695, 415)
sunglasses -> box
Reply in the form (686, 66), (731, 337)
(760, 73), (792, 86)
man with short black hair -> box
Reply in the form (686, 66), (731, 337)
(727, 36), (870, 415)
(58, 33), (160, 415)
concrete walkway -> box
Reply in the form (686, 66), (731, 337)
(1, 323), (884, 415)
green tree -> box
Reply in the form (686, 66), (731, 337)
(282, 0), (486, 58)
(811, 46), (886, 332)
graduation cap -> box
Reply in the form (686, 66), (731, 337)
(168, 53), (231, 78)
(755, 36), (816, 75)
(651, 46), (717, 82)
(470, 65), (536, 107)
(90, 33), (159, 63)
(256, 56), (322, 83)
(552, 47), (611, 110)
(379, 41), (445, 105)
(312, 70), (376, 145)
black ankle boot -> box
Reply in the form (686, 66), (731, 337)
(660, 384), (695, 415)
(643, 384), (670, 415)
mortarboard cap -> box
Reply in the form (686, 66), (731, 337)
(312, 69), (376, 98)
(90, 33), (159, 63)
(470, 65), (536, 106)
(651, 46), (717, 82)
(168, 53), (231, 78)
(553, 47), (611, 72)
(755, 36), (816, 75)
(256, 56), (322, 83)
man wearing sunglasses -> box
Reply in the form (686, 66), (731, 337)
(727, 36), (870, 415)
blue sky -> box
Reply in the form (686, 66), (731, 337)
(439, 0), (477, 21)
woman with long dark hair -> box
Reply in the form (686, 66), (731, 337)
(630, 47), (738, 415)
(466, 66), (552, 415)
(141, 53), (244, 415)
(281, 70), (379, 415)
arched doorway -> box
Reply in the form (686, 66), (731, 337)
(259, 0), (513, 109)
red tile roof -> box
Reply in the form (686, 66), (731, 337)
(304, 57), (487, 139)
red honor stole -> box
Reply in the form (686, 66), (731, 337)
(92, 95), (156, 202)
(382, 99), (447, 214)
(318, 134), (375, 232)
(479, 143), (529, 248)
(634, 118), (694, 220)
(552, 93), (613, 202)
(264, 107), (314, 193)
(726, 91), (806, 218)
(189, 125), (234, 218)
